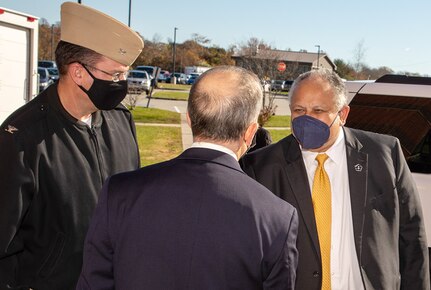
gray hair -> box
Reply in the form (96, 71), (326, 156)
(187, 66), (263, 142)
(289, 68), (348, 111)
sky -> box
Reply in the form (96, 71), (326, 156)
(2, 0), (431, 76)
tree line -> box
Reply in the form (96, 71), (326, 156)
(38, 19), (421, 80)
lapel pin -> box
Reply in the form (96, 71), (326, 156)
(5, 125), (18, 134)
(354, 164), (363, 172)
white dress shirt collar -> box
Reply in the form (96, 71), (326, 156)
(191, 142), (238, 161)
(301, 128), (345, 167)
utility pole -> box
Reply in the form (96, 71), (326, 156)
(171, 27), (178, 84)
(51, 24), (54, 60)
(128, 0), (132, 27)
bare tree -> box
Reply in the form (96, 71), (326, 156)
(352, 39), (367, 78)
(233, 38), (306, 125)
(122, 90), (142, 111)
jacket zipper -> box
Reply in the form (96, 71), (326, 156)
(90, 126), (105, 186)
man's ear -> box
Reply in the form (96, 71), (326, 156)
(339, 105), (350, 126)
(68, 63), (83, 85)
(244, 122), (258, 146)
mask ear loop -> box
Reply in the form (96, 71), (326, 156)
(328, 111), (340, 128)
(78, 63), (97, 80)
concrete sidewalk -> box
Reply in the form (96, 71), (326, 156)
(180, 113), (193, 150)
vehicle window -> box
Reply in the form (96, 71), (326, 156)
(136, 66), (154, 75)
(38, 69), (47, 78)
(48, 68), (58, 76)
(407, 131), (431, 173)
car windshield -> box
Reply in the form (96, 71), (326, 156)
(407, 131), (431, 173)
(137, 67), (154, 75)
(38, 61), (55, 68)
(130, 71), (148, 79)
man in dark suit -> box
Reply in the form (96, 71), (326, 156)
(76, 66), (299, 289)
(241, 68), (429, 290)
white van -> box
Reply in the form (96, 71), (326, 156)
(345, 75), (431, 250)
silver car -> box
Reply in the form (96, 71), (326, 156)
(127, 70), (151, 94)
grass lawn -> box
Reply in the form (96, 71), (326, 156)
(268, 129), (290, 142)
(152, 90), (189, 101)
(131, 107), (180, 124)
(131, 107), (292, 166)
(265, 115), (291, 127)
(265, 115), (291, 143)
(157, 83), (190, 91)
(136, 125), (182, 167)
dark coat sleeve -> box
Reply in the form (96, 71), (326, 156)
(263, 208), (299, 290)
(393, 138), (430, 289)
(76, 180), (114, 290)
(0, 131), (34, 284)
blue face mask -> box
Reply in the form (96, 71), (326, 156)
(291, 114), (338, 150)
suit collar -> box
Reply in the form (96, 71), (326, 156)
(283, 130), (369, 262)
(281, 136), (321, 259)
(178, 147), (244, 174)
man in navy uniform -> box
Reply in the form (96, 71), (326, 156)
(0, 2), (144, 289)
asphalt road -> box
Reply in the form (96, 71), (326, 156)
(137, 94), (291, 116)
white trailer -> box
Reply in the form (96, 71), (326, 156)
(0, 7), (39, 124)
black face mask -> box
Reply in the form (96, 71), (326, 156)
(78, 65), (128, 110)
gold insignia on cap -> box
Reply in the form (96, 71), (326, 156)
(60, 2), (144, 66)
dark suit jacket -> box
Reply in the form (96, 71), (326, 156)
(241, 127), (430, 290)
(76, 148), (298, 290)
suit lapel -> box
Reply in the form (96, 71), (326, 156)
(283, 137), (321, 259)
(344, 128), (368, 261)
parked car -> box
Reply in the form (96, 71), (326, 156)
(135, 65), (161, 86)
(158, 70), (169, 83)
(166, 73), (187, 84)
(47, 67), (59, 81)
(127, 70), (151, 94)
(38, 60), (57, 69)
(38, 67), (54, 92)
(270, 80), (285, 91)
(283, 80), (294, 91)
(186, 75), (199, 85)
(345, 74), (431, 249)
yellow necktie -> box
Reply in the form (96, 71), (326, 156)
(312, 153), (331, 290)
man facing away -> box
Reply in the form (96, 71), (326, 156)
(0, 2), (144, 289)
(241, 68), (429, 289)
(76, 66), (299, 290)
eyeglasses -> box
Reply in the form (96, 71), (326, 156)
(79, 62), (128, 82)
